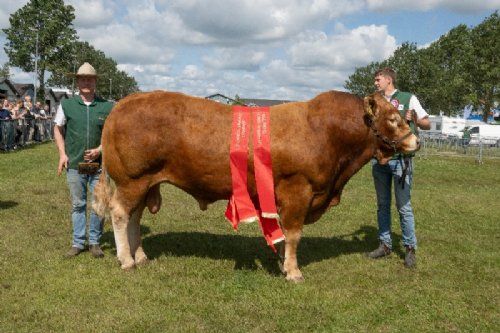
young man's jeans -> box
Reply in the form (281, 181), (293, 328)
(372, 158), (417, 249)
(66, 168), (103, 249)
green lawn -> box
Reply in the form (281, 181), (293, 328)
(1, 143), (498, 332)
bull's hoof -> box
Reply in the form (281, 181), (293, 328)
(285, 269), (305, 283)
(285, 274), (305, 283)
(121, 263), (135, 271)
(135, 254), (149, 266)
(120, 259), (136, 271)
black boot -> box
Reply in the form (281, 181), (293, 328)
(367, 243), (391, 259)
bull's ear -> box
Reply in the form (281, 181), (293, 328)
(363, 94), (377, 118)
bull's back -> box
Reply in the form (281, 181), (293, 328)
(102, 91), (235, 190)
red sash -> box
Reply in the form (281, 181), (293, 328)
(225, 106), (285, 251)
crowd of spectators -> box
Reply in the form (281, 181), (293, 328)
(0, 95), (53, 150)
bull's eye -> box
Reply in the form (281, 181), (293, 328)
(388, 118), (398, 128)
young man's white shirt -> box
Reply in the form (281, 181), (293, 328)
(385, 89), (428, 120)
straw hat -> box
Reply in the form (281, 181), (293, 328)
(74, 62), (98, 77)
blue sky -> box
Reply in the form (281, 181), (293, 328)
(0, 0), (498, 100)
(340, 8), (494, 45)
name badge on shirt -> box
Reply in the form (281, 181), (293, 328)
(398, 105), (404, 111)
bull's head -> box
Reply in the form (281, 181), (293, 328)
(364, 93), (419, 164)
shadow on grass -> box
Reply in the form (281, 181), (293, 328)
(0, 201), (18, 209)
(138, 225), (381, 276)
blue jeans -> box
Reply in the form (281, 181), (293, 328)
(66, 168), (103, 249)
(372, 158), (417, 249)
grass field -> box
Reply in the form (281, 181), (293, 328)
(1, 143), (498, 332)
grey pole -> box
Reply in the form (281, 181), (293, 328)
(109, 78), (112, 100)
(33, 28), (39, 105)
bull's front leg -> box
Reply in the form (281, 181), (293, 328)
(282, 224), (304, 282)
(276, 176), (313, 283)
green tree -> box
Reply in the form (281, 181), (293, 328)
(0, 63), (11, 79)
(385, 42), (422, 94)
(48, 41), (139, 100)
(344, 43), (421, 97)
(344, 62), (381, 97)
(418, 25), (474, 115)
(3, 0), (77, 102)
(468, 11), (499, 122)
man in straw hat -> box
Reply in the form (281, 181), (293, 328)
(53, 62), (113, 258)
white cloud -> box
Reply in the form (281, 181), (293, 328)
(77, 23), (175, 65)
(117, 63), (175, 92)
(366, 0), (500, 13)
(0, 2), (24, 31)
(168, 0), (364, 44)
(289, 25), (396, 71)
(203, 48), (266, 71)
(10, 66), (34, 83)
(67, 0), (116, 28)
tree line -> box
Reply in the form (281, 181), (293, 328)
(2, 0), (139, 101)
(345, 12), (499, 122)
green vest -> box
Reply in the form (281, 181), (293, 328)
(62, 95), (113, 169)
(389, 90), (416, 159)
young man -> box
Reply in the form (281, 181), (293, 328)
(53, 62), (113, 258)
(367, 67), (430, 268)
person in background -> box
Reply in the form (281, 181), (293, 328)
(0, 99), (12, 120)
(462, 126), (471, 147)
(42, 104), (50, 119)
(0, 100), (15, 150)
(12, 100), (25, 147)
(53, 62), (113, 258)
(367, 67), (430, 268)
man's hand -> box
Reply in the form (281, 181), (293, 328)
(84, 148), (101, 162)
(405, 109), (415, 121)
(58, 154), (69, 175)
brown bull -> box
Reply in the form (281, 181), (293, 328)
(93, 90), (418, 282)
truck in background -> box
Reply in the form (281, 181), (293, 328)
(469, 124), (500, 147)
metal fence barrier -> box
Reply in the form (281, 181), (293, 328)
(2, 120), (499, 164)
(0, 118), (54, 151)
(418, 134), (500, 164)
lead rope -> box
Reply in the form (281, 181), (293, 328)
(399, 110), (418, 189)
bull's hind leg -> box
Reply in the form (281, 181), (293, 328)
(276, 176), (313, 283)
(128, 202), (148, 265)
(111, 184), (148, 270)
(131, 184), (161, 265)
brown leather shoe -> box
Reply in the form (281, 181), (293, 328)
(404, 246), (416, 268)
(89, 244), (104, 258)
(64, 246), (84, 258)
(366, 243), (392, 259)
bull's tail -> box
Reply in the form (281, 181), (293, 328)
(93, 166), (114, 219)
